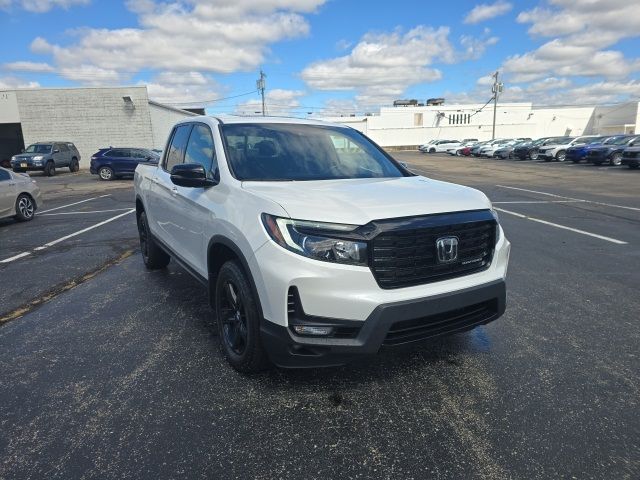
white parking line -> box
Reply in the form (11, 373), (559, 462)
(493, 200), (585, 204)
(494, 207), (628, 245)
(495, 185), (640, 212)
(40, 208), (132, 216)
(0, 252), (31, 264)
(0, 209), (136, 264)
(37, 195), (110, 214)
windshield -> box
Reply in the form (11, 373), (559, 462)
(221, 123), (407, 181)
(25, 144), (52, 154)
(545, 137), (572, 145)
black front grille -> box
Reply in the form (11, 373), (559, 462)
(383, 299), (498, 346)
(370, 213), (496, 289)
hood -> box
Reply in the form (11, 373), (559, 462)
(242, 176), (491, 225)
(15, 153), (40, 158)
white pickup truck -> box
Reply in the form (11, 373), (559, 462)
(134, 116), (510, 372)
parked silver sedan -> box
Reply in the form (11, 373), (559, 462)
(0, 167), (42, 221)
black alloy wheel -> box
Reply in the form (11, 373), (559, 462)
(136, 211), (170, 269)
(219, 280), (248, 356)
(215, 261), (269, 372)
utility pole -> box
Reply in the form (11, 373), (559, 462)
(256, 69), (266, 116)
(491, 70), (503, 140)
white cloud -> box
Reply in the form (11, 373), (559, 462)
(460, 31), (499, 60)
(0, 76), (40, 89)
(12, 0), (326, 102)
(235, 88), (305, 115)
(464, 1), (512, 24)
(2, 61), (54, 73)
(301, 26), (454, 107)
(504, 40), (636, 82)
(1, 0), (89, 12)
(144, 72), (221, 106)
(5, 0), (327, 103)
(506, 0), (640, 82)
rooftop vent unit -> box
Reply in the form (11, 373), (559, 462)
(426, 98), (445, 106)
(393, 99), (419, 107)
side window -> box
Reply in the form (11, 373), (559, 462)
(184, 124), (217, 175)
(164, 124), (193, 171)
(107, 149), (127, 157)
(0, 169), (10, 181)
(59, 143), (69, 152)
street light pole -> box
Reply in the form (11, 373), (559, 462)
(256, 70), (266, 116)
(491, 70), (503, 140)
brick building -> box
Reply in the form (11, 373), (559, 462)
(0, 85), (196, 167)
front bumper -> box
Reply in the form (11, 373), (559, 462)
(261, 279), (506, 368)
(621, 157), (639, 167)
(10, 160), (45, 171)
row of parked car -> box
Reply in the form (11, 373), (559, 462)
(419, 135), (640, 169)
(8, 142), (161, 180)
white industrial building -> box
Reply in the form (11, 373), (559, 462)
(322, 101), (640, 148)
(0, 86), (196, 167)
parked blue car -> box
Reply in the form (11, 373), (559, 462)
(90, 147), (159, 181)
(566, 135), (624, 163)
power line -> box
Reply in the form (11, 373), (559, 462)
(162, 89), (258, 106)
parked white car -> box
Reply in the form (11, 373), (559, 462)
(418, 139), (437, 152)
(0, 167), (41, 222)
(426, 140), (462, 153)
(538, 136), (599, 162)
(480, 140), (518, 158)
(134, 116), (510, 372)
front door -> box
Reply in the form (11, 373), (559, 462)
(147, 124), (193, 256)
(169, 123), (221, 276)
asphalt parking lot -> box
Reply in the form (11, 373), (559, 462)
(1, 157), (639, 480)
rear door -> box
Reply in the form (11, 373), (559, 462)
(107, 149), (130, 174)
(52, 143), (65, 166)
(0, 169), (16, 217)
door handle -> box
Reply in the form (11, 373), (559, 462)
(171, 187), (178, 195)
(8, 182), (16, 186)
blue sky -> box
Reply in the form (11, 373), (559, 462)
(1, 0), (639, 115)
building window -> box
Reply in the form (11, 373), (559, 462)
(414, 113), (423, 126)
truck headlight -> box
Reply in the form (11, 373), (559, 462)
(491, 209), (501, 243)
(261, 213), (368, 266)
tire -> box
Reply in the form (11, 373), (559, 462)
(530, 151), (539, 161)
(555, 150), (566, 162)
(44, 161), (56, 177)
(610, 153), (622, 166)
(215, 260), (270, 373)
(98, 166), (114, 181)
(429, 148), (436, 153)
(69, 157), (79, 172)
(137, 211), (170, 269)
(14, 194), (35, 221)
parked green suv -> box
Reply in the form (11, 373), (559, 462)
(10, 142), (81, 176)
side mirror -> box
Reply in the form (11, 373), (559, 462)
(399, 162), (408, 168)
(170, 163), (216, 188)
